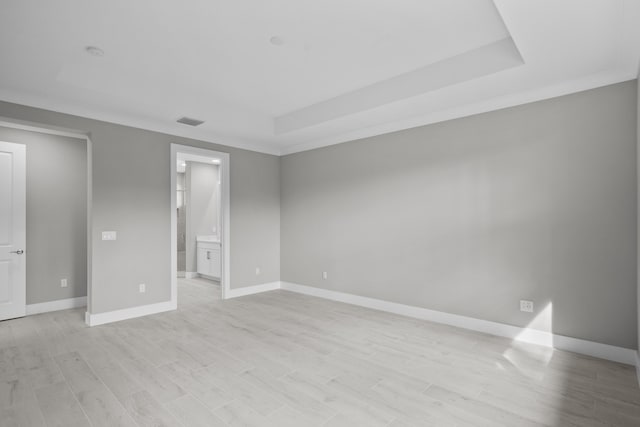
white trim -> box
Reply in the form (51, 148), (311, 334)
(636, 352), (640, 386)
(171, 149), (177, 305)
(86, 136), (93, 315)
(0, 73), (634, 158)
(226, 281), (281, 299)
(170, 144), (231, 302)
(0, 90), (280, 156)
(26, 296), (87, 315)
(280, 71), (636, 155)
(0, 118), (90, 140)
(280, 282), (637, 366)
(185, 272), (198, 279)
(85, 300), (176, 327)
(86, 281), (274, 326)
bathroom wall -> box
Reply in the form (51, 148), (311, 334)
(0, 125), (87, 305)
(176, 172), (186, 272)
(185, 162), (219, 273)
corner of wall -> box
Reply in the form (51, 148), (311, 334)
(636, 351), (640, 386)
(637, 76), (640, 381)
(85, 300), (176, 326)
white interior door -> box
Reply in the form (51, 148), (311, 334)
(0, 141), (26, 321)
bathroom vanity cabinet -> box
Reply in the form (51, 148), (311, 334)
(196, 240), (221, 279)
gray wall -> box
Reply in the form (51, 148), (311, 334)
(0, 101), (280, 314)
(281, 80), (638, 349)
(0, 126), (87, 305)
(637, 77), (640, 357)
(185, 162), (219, 272)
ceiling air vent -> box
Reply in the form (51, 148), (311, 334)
(176, 117), (205, 126)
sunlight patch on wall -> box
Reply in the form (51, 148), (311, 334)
(502, 302), (554, 380)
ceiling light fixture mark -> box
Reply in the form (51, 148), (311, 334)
(269, 36), (284, 46)
(85, 46), (104, 57)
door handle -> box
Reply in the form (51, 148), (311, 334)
(10, 250), (24, 255)
(206, 251), (211, 260)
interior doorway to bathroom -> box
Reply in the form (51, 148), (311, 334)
(170, 144), (230, 304)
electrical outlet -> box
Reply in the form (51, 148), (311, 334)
(520, 300), (534, 313)
(139, 283), (146, 293)
(255, 267), (261, 275)
(60, 278), (68, 288)
(102, 231), (117, 241)
(322, 271), (328, 280)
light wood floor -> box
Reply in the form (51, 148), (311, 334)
(1, 278), (640, 426)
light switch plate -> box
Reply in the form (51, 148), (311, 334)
(102, 231), (117, 241)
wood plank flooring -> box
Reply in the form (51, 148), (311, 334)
(1, 277), (639, 426)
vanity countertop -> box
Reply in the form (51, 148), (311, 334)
(196, 235), (220, 243)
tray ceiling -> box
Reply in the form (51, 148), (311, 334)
(0, 0), (638, 155)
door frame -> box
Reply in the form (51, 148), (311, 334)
(170, 144), (230, 301)
(0, 117), (93, 315)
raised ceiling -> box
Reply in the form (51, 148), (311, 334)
(0, 0), (639, 155)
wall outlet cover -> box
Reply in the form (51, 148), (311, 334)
(139, 283), (146, 293)
(520, 300), (534, 312)
(60, 278), (68, 288)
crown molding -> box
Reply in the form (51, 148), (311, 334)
(280, 70), (637, 155)
(1, 70), (635, 157)
(0, 89), (282, 156)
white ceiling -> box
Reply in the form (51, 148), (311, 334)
(1, 0), (639, 155)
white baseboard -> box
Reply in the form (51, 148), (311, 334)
(225, 281), (281, 299)
(26, 296), (87, 315)
(280, 282), (637, 366)
(86, 300), (176, 327)
(79, 279), (638, 367)
(85, 280), (280, 326)
(185, 272), (198, 279)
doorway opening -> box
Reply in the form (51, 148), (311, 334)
(0, 119), (92, 321)
(170, 144), (230, 304)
